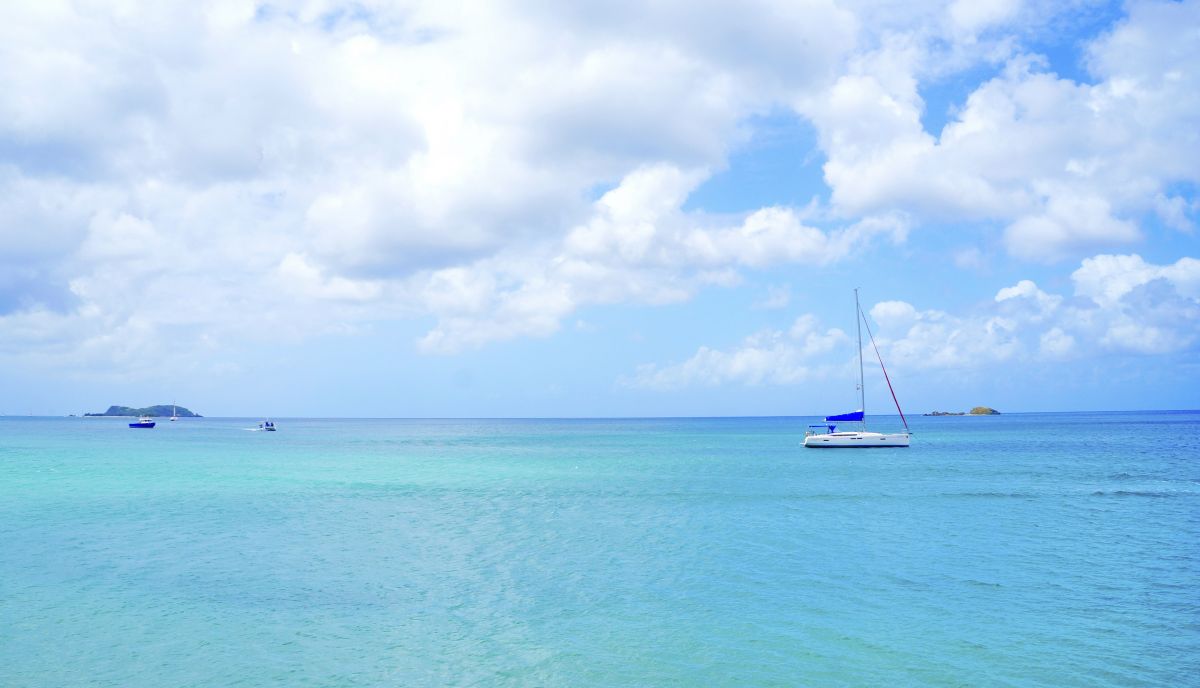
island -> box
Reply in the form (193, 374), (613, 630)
(923, 407), (1001, 416)
(85, 405), (202, 418)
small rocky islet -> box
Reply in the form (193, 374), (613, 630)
(84, 405), (202, 418)
(923, 407), (1001, 416)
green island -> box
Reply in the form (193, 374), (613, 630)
(923, 407), (1001, 416)
(85, 405), (202, 418)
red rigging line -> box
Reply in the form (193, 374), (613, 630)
(858, 304), (910, 433)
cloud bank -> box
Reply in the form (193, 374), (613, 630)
(0, 0), (1196, 371)
(629, 253), (1200, 389)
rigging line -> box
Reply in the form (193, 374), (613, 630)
(858, 306), (910, 433)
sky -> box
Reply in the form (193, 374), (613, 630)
(1, 0), (1198, 417)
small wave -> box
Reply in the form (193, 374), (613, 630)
(1091, 490), (1179, 498)
(964, 579), (1003, 588)
(941, 491), (1038, 499)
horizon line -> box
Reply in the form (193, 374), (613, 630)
(10, 409), (1199, 420)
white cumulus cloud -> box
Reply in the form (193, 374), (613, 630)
(414, 164), (904, 353)
(802, 0), (1200, 260)
(873, 253), (1200, 366)
(624, 315), (848, 389)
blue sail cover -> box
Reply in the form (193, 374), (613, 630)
(825, 410), (864, 422)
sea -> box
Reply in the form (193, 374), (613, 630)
(1, 412), (1197, 687)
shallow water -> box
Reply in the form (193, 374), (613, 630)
(2, 412), (1198, 686)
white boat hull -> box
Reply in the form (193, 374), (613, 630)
(804, 431), (910, 448)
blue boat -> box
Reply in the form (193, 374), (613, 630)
(129, 416), (156, 428)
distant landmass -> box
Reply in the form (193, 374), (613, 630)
(924, 407), (1001, 416)
(85, 405), (202, 418)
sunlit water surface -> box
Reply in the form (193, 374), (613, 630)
(2, 412), (1197, 686)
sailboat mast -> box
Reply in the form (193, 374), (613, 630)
(854, 288), (865, 425)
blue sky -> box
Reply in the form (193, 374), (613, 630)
(1, 0), (1197, 417)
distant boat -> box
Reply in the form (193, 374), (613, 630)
(259, 420), (276, 432)
(129, 416), (156, 429)
(804, 289), (910, 448)
(170, 403), (178, 421)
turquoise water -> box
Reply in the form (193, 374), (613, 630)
(2, 412), (1197, 686)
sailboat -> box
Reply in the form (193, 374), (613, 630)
(170, 403), (178, 421)
(804, 289), (911, 448)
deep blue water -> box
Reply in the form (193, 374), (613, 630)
(1, 412), (1198, 686)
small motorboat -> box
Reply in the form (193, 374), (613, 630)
(129, 416), (156, 429)
(259, 420), (276, 432)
